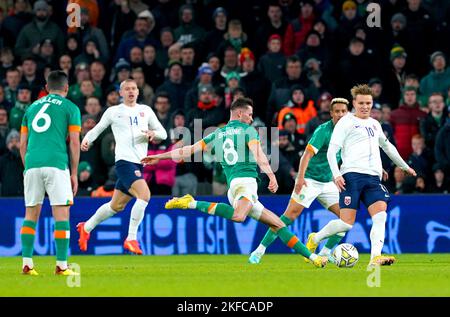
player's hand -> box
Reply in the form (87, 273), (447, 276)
(268, 174), (279, 193)
(141, 155), (160, 166)
(294, 177), (307, 195)
(142, 130), (156, 142)
(404, 167), (417, 177)
(71, 174), (78, 196)
(382, 169), (389, 182)
(334, 175), (346, 192)
(81, 138), (90, 152)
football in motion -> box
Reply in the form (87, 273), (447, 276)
(333, 243), (359, 268)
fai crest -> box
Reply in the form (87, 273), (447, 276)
(135, 170), (142, 177)
(344, 196), (351, 206)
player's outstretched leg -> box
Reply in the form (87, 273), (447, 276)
(165, 194), (235, 219)
(21, 217), (38, 275)
(317, 232), (346, 264)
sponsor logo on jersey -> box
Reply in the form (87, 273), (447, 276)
(344, 196), (351, 206)
(140, 112), (145, 117)
(135, 170), (142, 177)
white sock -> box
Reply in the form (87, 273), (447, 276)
(56, 261), (68, 270)
(23, 257), (33, 269)
(314, 219), (353, 243)
(309, 253), (318, 261)
(370, 211), (387, 259)
(188, 200), (197, 209)
(85, 203), (117, 233)
(126, 199), (148, 241)
(318, 247), (331, 256)
(255, 244), (266, 254)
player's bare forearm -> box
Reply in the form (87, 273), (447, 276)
(69, 132), (81, 176)
(19, 132), (28, 166)
(297, 149), (314, 180)
(249, 142), (275, 177)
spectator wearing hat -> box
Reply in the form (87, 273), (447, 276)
(1, 0), (33, 48)
(297, 30), (329, 69)
(20, 56), (44, 100)
(254, 4), (287, 57)
(0, 106), (10, 156)
(386, 13), (408, 55)
(223, 71), (241, 109)
(305, 92), (332, 139)
(428, 163), (449, 193)
(0, 129), (24, 197)
(381, 45), (408, 108)
(204, 7), (228, 57)
(420, 93), (447, 155)
(186, 84), (224, 132)
(239, 48), (271, 122)
(401, 0), (435, 77)
(156, 61), (189, 113)
(390, 86), (427, 159)
(283, 0), (315, 56)
(334, 1), (362, 53)
(184, 63), (214, 113)
(277, 84), (317, 135)
(77, 161), (97, 197)
(282, 112), (307, 158)
(14, 0), (65, 59)
(8, 83), (31, 131)
(420, 52), (450, 100)
(258, 34), (286, 83)
(106, 58), (132, 94)
(142, 44), (164, 89)
(174, 4), (206, 46)
(35, 38), (58, 71)
(407, 134), (433, 181)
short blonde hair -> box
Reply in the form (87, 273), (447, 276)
(351, 84), (373, 98)
(119, 79), (137, 90)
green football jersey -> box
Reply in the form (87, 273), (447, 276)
(21, 94), (81, 171)
(202, 120), (260, 185)
(305, 120), (341, 183)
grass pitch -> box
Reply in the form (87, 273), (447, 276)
(1, 254), (449, 297)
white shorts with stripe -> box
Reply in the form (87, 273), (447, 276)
(227, 177), (265, 220)
(24, 167), (73, 207)
(291, 178), (339, 209)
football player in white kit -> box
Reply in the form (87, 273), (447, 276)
(77, 79), (167, 254)
(306, 84), (416, 266)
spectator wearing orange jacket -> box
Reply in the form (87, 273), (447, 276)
(277, 85), (317, 134)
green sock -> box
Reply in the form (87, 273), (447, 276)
(260, 214), (293, 247)
(195, 201), (234, 219)
(54, 221), (70, 261)
(324, 233), (345, 250)
(21, 220), (36, 258)
(277, 226), (312, 258)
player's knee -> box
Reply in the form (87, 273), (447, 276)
(110, 202), (125, 212)
(338, 219), (353, 231)
(232, 213), (247, 223)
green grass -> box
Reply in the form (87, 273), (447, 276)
(1, 254), (449, 296)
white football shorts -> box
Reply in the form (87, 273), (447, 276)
(291, 178), (339, 209)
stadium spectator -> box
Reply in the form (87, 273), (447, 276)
(167, 42), (182, 65)
(0, 47), (15, 83)
(103, 0), (137, 52)
(334, 0), (362, 53)
(142, 44), (164, 89)
(4, 68), (22, 106)
(239, 48), (271, 122)
(371, 102), (397, 172)
(283, 0), (315, 56)
(173, 4), (206, 46)
(180, 44), (197, 83)
(104, 89), (120, 109)
(220, 46), (240, 79)
(14, 0), (65, 59)
(390, 86), (427, 159)
(144, 139), (177, 195)
(273, 130), (296, 194)
(35, 38), (58, 71)
(222, 71), (241, 109)
(20, 56), (44, 100)
(156, 61), (189, 113)
(108, 58), (132, 94)
(129, 46), (144, 69)
(419, 51), (450, 100)
(304, 57), (326, 93)
(65, 34), (82, 60)
(0, 0), (33, 48)
(207, 53), (224, 88)
(420, 93), (447, 155)
(89, 61), (107, 93)
(0, 129), (23, 197)
(382, 45), (408, 108)
(368, 78), (388, 105)
(216, 19), (249, 59)
(282, 112), (307, 159)
(389, 166), (415, 194)
(413, 174), (427, 193)
(8, 83), (31, 131)
(407, 134), (433, 180)
(254, 3), (287, 57)
(305, 92), (332, 139)
(84, 96), (102, 121)
(203, 7), (228, 58)
(386, 13), (408, 55)
(257, 34), (286, 83)
(0, 107), (9, 156)
(184, 63), (214, 113)
(131, 68), (154, 106)
(73, 37), (101, 66)
(434, 116), (450, 175)
(277, 85), (317, 135)
(428, 163), (449, 193)
(403, 74), (427, 109)
(59, 55), (73, 80)
(186, 85), (224, 131)
(153, 91), (171, 132)
(156, 27), (175, 69)
(69, 79), (101, 113)
(77, 161), (97, 197)
(297, 30), (329, 69)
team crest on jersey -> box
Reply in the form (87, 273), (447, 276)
(140, 112), (145, 117)
(344, 196), (351, 206)
(135, 170), (142, 177)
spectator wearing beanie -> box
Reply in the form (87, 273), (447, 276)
(0, 129), (24, 197)
(428, 163), (449, 193)
(390, 86), (427, 159)
(382, 45), (408, 108)
(386, 13), (408, 55)
(334, 0), (362, 53)
(77, 161), (97, 197)
(257, 34), (286, 83)
(204, 7), (228, 57)
(420, 51), (450, 100)
(184, 63), (214, 113)
(283, 0), (315, 56)
(186, 85), (224, 131)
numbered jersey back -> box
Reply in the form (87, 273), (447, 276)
(21, 94), (81, 171)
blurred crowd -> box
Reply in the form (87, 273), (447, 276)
(0, 0), (449, 197)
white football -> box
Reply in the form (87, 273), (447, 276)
(333, 243), (359, 268)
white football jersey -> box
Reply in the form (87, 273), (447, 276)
(85, 103), (167, 164)
(329, 113), (387, 179)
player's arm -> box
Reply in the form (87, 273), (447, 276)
(378, 131), (416, 177)
(81, 108), (112, 151)
(19, 126), (28, 166)
(327, 119), (348, 192)
(69, 131), (81, 195)
(248, 140), (279, 193)
(294, 145), (315, 194)
(141, 140), (204, 165)
(143, 108), (168, 142)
